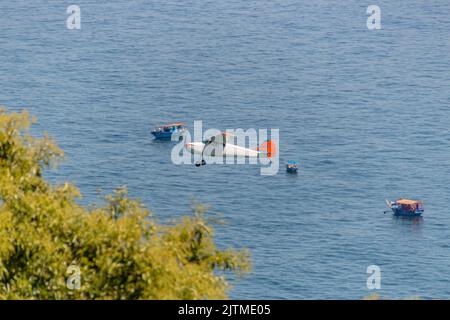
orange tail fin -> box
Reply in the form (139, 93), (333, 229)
(257, 140), (276, 159)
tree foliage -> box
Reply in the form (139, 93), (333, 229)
(0, 108), (250, 299)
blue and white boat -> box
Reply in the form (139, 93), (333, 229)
(286, 161), (298, 173)
(151, 122), (186, 141)
(386, 199), (424, 217)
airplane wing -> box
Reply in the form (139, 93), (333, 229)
(206, 132), (234, 146)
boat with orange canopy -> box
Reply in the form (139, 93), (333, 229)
(151, 122), (186, 141)
(385, 199), (424, 217)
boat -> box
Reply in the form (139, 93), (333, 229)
(286, 161), (298, 173)
(385, 199), (424, 217)
(151, 122), (186, 141)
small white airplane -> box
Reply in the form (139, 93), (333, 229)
(184, 132), (275, 167)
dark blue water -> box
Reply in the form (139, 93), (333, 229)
(1, 1), (450, 299)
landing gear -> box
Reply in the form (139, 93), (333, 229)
(195, 139), (211, 167)
(195, 159), (206, 167)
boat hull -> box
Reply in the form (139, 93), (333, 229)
(151, 131), (174, 140)
(391, 208), (423, 217)
(151, 130), (185, 141)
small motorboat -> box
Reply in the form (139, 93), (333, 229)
(286, 161), (298, 173)
(151, 122), (186, 141)
(385, 199), (424, 217)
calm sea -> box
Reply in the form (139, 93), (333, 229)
(1, 0), (450, 299)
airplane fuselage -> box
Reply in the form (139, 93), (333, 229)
(185, 142), (261, 158)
